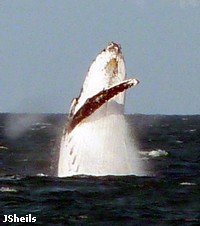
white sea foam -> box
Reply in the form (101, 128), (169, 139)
(36, 173), (48, 177)
(148, 149), (168, 157)
(176, 140), (183, 144)
(0, 145), (8, 150)
(189, 129), (196, 132)
(184, 129), (196, 133)
(31, 122), (52, 131)
(180, 182), (196, 186)
(0, 186), (17, 193)
(140, 149), (168, 158)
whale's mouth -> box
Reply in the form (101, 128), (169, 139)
(105, 42), (121, 53)
(104, 43), (123, 86)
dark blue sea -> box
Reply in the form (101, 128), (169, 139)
(0, 113), (199, 225)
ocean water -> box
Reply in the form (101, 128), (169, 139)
(0, 113), (199, 225)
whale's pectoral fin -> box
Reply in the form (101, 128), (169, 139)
(68, 78), (139, 132)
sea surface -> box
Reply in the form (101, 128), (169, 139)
(0, 113), (199, 225)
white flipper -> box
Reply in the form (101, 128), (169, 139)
(58, 42), (146, 177)
(68, 78), (139, 132)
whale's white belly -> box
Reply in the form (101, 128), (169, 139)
(58, 106), (144, 177)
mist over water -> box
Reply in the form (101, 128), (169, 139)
(5, 114), (45, 139)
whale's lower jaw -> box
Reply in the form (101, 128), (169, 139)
(58, 113), (145, 177)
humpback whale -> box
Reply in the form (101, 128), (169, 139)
(58, 42), (145, 177)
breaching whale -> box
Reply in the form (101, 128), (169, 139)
(58, 42), (146, 177)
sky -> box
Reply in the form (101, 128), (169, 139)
(1, 0), (200, 115)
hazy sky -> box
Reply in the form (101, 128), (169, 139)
(1, 0), (200, 114)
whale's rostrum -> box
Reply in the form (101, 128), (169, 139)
(58, 42), (146, 177)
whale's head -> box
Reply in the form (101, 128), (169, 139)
(67, 42), (139, 132)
